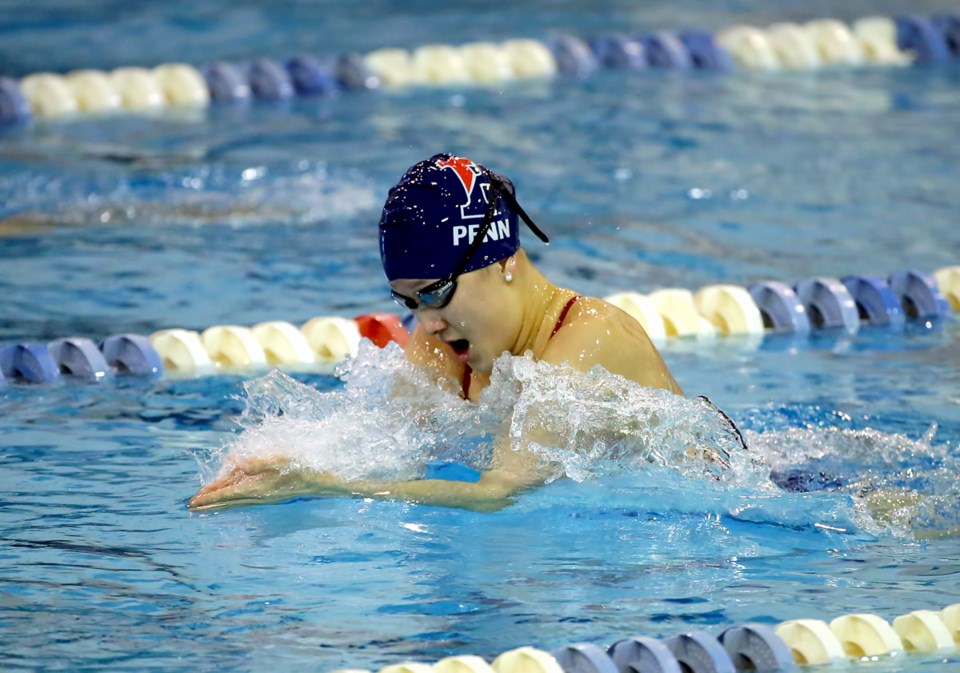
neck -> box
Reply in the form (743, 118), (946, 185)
(509, 263), (569, 357)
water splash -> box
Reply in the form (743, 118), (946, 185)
(210, 341), (958, 538)
(748, 424), (960, 538)
(214, 341), (762, 490)
(479, 355), (758, 483)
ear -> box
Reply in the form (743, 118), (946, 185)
(499, 255), (518, 276)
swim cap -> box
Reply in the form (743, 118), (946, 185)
(379, 153), (522, 281)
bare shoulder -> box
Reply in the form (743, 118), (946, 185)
(541, 295), (683, 394)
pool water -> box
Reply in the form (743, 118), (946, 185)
(2, 1), (960, 672)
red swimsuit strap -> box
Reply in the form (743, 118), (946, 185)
(551, 295), (580, 339)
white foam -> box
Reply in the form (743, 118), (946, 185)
(746, 424), (959, 537)
(224, 341), (484, 482)
(478, 354), (756, 483)
(211, 343), (959, 539)
(217, 342), (758, 487)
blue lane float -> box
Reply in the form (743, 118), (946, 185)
(608, 636), (682, 673)
(247, 58), (296, 101)
(664, 632), (736, 673)
(400, 312), (418, 334)
(679, 31), (735, 71)
(0, 343), (62, 383)
(794, 277), (861, 332)
(896, 15), (952, 62)
(551, 643), (619, 673)
(841, 275), (905, 327)
(0, 335), (164, 383)
(933, 14), (960, 56)
(335, 52), (379, 90)
(0, 76), (32, 123)
(48, 337), (111, 380)
(589, 35), (647, 69)
(100, 334), (164, 377)
(550, 36), (599, 77)
(287, 55), (339, 96)
(748, 281), (812, 333)
(200, 61), (253, 103)
(889, 269), (952, 320)
(718, 624), (796, 673)
(642, 32), (692, 69)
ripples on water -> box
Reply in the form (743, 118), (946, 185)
(2, 1), (959, 669)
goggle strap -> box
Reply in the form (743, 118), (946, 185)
(446, 170), (551, 282)
(501, 188), (549, 244)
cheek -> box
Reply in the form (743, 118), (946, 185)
(449, 302), (494, 338)
(449, 282), (511, 344)
(476, 305), (514, 350)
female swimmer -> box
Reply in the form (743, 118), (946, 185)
(189, 154), (686, 511)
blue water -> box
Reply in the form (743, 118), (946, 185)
(2, 2), (960, 672)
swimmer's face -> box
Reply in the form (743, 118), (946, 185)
(391, 263), (519, 374)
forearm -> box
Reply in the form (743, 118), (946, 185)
(189, 460), (533, 512)
(348, 471), (527, 512)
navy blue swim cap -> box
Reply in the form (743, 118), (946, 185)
(379, 153), (527, 281)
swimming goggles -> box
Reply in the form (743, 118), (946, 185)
(390, 171), (549, 311)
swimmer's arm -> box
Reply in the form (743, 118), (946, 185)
(187, 448), (547, 513)
(355, 468), (538, 511)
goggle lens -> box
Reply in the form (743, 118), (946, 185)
(391, 279), (457, 311)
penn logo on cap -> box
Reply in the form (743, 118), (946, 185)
(436, 155), (513, 247)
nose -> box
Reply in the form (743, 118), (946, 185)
(416, 309), (447, 336)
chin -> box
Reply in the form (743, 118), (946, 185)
(468, 353), (493, 375)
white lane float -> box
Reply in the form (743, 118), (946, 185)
(150, 328), (213, 373)
(153, 63), (210, 106)
(604, 291), (668, 344)
(251, 321), (316, 365)
(110, 67), (165, 109)
(200, 325), (267, 367)
(20, 72), (78, 117)
(301, 316), (362, 363)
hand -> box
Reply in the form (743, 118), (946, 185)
(187, 455), (345, 511)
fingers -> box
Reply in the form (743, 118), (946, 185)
(187, 454), (292, 510)
(187, 471), (273, 510)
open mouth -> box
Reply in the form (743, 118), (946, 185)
(449, 339), (470, 355)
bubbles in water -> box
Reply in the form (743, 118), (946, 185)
(478, 355), (757, 484)
(747, 423), (960, 538)
(216, 341), (759, 489)
(223, 341), (489, 482)
(210, 342), (959, 539)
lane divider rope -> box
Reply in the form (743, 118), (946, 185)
(0, 266), (956, 384)
(324, 603), (960, 673)
(0, 14), (958, 124)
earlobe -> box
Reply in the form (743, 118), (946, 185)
(501, 255), (518, 282)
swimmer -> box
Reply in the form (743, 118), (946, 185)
(188, 153), (686, 511)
